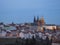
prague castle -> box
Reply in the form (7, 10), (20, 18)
(32, 16), (57, 31)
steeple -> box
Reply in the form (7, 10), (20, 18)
(11, 22), (15, 26)
(37, 16), (39, 22)
(33, 16), (36, 23)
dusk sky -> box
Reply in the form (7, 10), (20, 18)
(0, 0), (60, 25)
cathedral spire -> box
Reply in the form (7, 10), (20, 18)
(37, 16), (39, 22)
(33, 16), (36, 23)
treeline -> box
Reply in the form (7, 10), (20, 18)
(14, 36), (52, 45)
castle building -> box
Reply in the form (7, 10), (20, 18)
(33, 16), (57, 31)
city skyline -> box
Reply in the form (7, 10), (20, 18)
(0, 0), (60, 25)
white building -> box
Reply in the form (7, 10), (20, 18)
(19, 32), (25, 38)
(1, 31), (6, 37)
(43, 24), (56, 30)
(38, 32), (43, 38)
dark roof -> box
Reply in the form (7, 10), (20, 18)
(30, 23), (37, 26)
(44, 24), (56, 26)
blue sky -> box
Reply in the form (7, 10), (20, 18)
(0, 0), (60, 24)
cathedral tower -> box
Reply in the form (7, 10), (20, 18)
(37, 16), (39, 22)
(33, 16), (37, 23)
